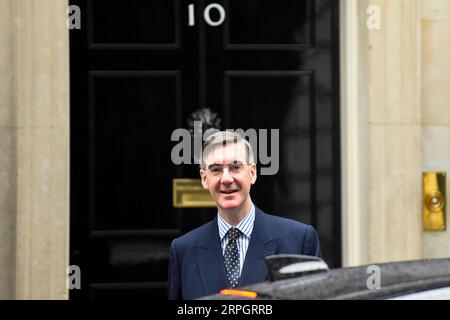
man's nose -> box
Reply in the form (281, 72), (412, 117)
(220, 168), (234, 184)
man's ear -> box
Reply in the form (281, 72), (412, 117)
(250, 163), (257, 184)
(200, 169), (209, 189)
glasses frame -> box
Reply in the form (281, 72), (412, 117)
(204, 163), (253, 178)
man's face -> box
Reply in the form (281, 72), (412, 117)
(200, 143), (257, 213)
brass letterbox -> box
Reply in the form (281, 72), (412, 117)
(173, 179), (216, 208)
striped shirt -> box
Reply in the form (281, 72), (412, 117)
(217, 203), (255, 275)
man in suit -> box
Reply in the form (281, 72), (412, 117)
(168, 131), (321, 300)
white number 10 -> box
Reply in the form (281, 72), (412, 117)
(188, 3), (226, 27)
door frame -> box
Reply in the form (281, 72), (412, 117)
(340, 0), (369, 267)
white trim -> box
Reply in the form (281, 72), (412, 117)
(339, 0), (368, 267)
(279, 261), (329, 274)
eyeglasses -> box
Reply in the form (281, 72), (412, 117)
(206, 163), (250, 177)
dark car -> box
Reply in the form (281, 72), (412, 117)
(201, 255), (450, 300)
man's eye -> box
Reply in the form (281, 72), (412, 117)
(231, 164), (243, 171)
(211, 167), (222, 172)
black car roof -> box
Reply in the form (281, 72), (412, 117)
(203, 258), (450, 300)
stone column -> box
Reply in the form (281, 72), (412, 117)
(366, 0), (422, 263)
(0, 0), (17, 300)
(0, 0), (70, 299)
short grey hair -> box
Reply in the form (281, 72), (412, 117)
(201, 131), (255, 169)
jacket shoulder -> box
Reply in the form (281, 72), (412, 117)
(257, 209), (321, 257)
(172, 219), (216, 248)
(260, 210), (312, 233)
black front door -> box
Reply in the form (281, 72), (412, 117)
(70, 0), (340, 300)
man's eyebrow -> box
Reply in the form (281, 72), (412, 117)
(207, 163), (222, 169)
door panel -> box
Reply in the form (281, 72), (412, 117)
(225, 0), (312, 46)
(89, 0), (179, 45)
(225, 73), (313, 224)
(90, 72), (180, 230)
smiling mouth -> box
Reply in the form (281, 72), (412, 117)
(220, 190), (238, 194)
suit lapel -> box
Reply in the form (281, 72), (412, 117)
(195, 219), (228, 295)
(239, 208), (278, 287)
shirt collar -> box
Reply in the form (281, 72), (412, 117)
(217, 203), (255, 240)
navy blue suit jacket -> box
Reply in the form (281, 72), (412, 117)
(167, 207), (321, 300)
